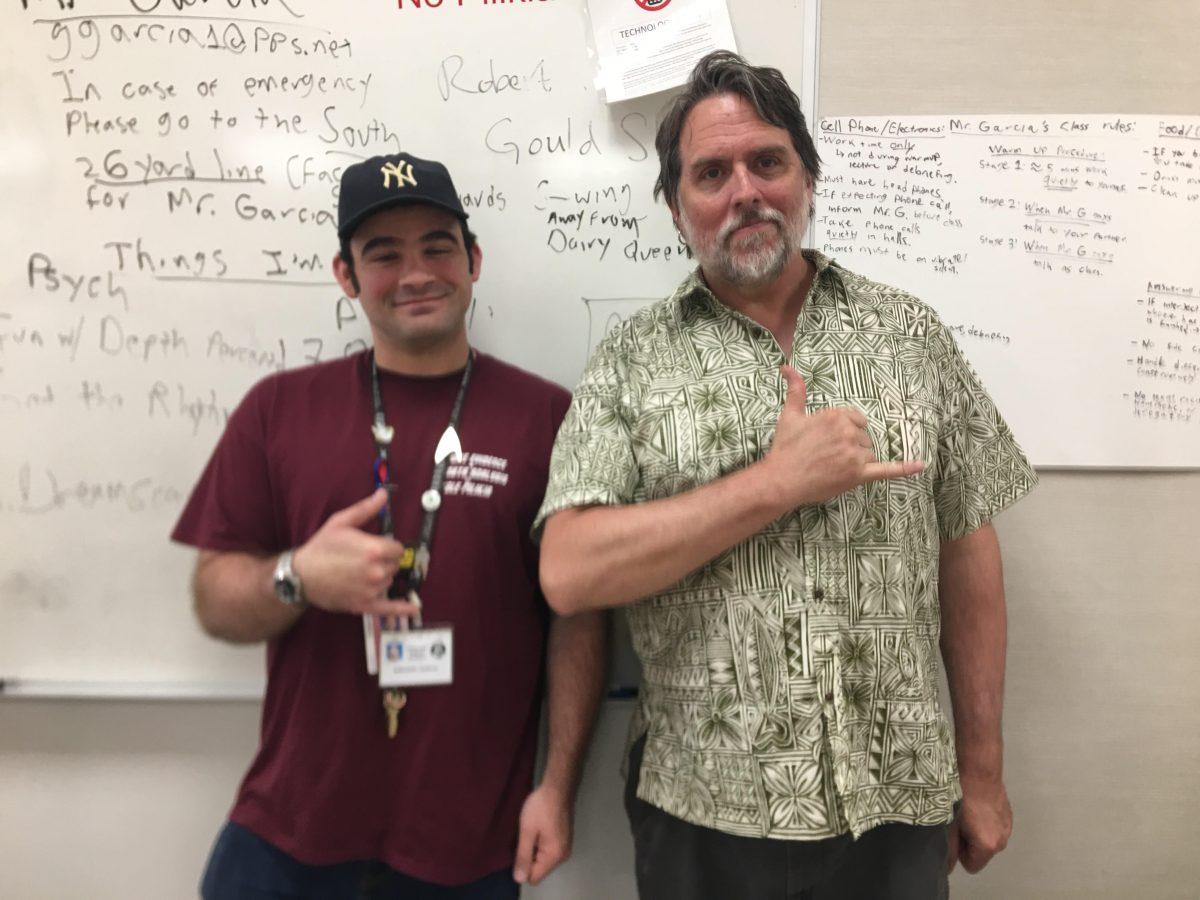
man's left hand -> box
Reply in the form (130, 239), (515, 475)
(948, 774), (1012, 874)
(513, 783), (573, 886)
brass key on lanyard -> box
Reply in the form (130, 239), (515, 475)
(369, 350), (470, 739)
(383, 688), (407, 738)
(381, 590), (422, 738)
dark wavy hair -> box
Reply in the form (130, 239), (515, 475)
(654, 51), (821, 208)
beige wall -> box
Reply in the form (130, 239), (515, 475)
(820, 0), (1200, 116)
(987, 475), (1200, 897)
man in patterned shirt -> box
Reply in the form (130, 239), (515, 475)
(536, 52), (1036, 899)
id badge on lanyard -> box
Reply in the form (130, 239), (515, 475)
(362, 351), (473, 733)
(363, 604), (455, 688)
(378, 624), (454, 687)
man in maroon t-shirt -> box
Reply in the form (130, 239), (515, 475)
(173, 153), (606, 899)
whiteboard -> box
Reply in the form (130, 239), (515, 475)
(0, 0), (814, 687)
(813, 114), (1200, 468)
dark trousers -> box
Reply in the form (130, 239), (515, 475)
(200, 822), (520, 900)
(624, 737), (949, 900)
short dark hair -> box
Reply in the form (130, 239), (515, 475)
(654, 51), (821, 207)
(338, 218), (477, 291)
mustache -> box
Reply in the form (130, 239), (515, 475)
(719, 208), (785, 244)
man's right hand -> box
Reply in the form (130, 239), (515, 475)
(291, 489), (419, 618)
(762, 366), (925, 508)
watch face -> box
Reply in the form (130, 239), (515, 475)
(276, 579), (296, 603)
(274, 553), (303, 606)
(274, 564), (300, 607)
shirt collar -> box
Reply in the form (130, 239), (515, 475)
(676, 249), (839, 315)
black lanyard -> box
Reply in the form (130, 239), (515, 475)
(369, 350), (474, 612)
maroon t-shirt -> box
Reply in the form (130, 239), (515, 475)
(172, 350), (570, 885)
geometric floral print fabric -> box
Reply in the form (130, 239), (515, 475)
(536, 251), (1037, 839)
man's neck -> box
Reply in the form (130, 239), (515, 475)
(372, 334), (471, 377)
(704, 250), (816, 357)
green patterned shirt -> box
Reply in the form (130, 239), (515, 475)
(536, 251), (1037, 839)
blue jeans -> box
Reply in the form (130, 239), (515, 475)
(200, 822), (520, 900)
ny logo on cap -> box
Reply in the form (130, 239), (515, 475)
(381, 160), (418, 190)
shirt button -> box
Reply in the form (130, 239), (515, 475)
(812, 587), (825, 600)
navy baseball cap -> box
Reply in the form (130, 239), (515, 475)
(337, 153), (468, 241)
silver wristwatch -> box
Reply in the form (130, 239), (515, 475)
(272, 550), (306, 607)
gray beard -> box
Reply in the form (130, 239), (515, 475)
(681, 207), (805, 288)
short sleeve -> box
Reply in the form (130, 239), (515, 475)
(533, 326), (640, 536)
(170, 378), (280, 554)
(929, 319), (1038, 542)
